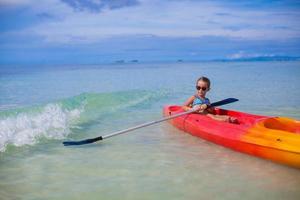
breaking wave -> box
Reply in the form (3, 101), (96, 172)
(0, 90), (168, 152)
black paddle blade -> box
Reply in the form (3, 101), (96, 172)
(63, 136), (103, 146)
(210, 98), (238, 107)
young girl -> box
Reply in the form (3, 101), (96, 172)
(182, 76), (237, 123)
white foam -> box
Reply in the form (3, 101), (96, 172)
(0, 104), (82, 152)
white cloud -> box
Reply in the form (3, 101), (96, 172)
(5, 0), (300, 44)
(228, 51), (275, 59)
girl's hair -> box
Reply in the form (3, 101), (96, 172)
(196, 76), (211, 89)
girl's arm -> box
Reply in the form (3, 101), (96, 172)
(206, 99), (216, 114)
(182, 96), (195, 111)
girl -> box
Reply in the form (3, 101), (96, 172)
(182, 76), (237, 123)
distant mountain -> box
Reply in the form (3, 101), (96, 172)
(215, 56), (300, 62)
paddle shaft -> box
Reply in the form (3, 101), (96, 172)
(102, 98), (238, 139)
(63, 98), (238, 146)
(102, 108), (196, 140)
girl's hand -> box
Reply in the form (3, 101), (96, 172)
(192, 105), (201, 111)
(192, 104), (208, 112)
(200, 104), (208, 110)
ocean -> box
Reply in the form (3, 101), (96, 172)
(0, 61), (300, 199)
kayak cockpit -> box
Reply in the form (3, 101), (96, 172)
(165, 105), (266, 126)
(259, 117), (300, 134)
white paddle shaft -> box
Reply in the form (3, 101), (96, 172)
(102, 108), (196, 139)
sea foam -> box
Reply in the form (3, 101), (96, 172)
(0, 90), (167, 152)
(0, 104), (82, 152)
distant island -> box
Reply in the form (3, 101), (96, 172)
(115, 60), (125, 63)
(215, 56), (300, 62)
(95, 56), (300, 65)
(114, 60), (139, 63)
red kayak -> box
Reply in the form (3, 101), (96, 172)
(163, 105), (300, 168)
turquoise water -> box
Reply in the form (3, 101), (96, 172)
(0, 61), (300, 199)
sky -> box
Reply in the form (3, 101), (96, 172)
(0, 0), (300, 64)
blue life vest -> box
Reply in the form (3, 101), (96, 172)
(192, 95), (210, 106)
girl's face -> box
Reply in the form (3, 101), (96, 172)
(196, 80), (209, 97)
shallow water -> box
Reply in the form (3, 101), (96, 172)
(0, 61), (300, 199)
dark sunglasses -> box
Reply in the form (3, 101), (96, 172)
(196, 86), (207, 91)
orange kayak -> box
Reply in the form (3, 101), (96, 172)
(163, 105), (300, 168)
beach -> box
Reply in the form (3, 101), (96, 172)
(0, 61), (300, 199)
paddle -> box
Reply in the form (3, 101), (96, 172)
(63, 98), (238, 146)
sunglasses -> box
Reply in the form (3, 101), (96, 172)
(196, 86), (207, 91)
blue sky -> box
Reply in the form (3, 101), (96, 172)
(0, 0), (300, 64)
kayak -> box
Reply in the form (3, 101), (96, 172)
(163, 105), (300, 168)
